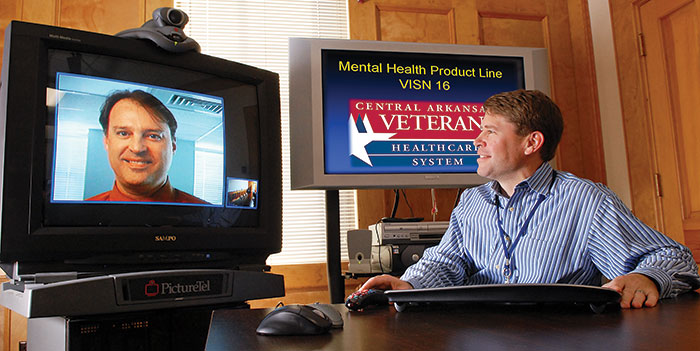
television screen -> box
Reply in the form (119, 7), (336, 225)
(0, 21), (281, 276)
(40, 47), (264, 228)
(289, 38), (549, 189)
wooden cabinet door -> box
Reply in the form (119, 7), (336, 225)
(349, 0), (602, 228)
(636, 0), (700, 248)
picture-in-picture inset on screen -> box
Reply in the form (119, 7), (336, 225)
(226, 178), (258, 209)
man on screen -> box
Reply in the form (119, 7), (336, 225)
(358, 89), (700, 309)
(86, 90), (208, 204)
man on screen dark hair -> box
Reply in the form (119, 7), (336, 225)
(86, 90), (208, 204)
(358, 89), (700, 309)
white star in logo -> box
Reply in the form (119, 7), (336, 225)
(348, 113), (395, 166)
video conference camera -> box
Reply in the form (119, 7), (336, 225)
(152, 7), (189, 28)
(116, 7), (201, 53)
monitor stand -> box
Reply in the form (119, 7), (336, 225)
(326, 190), (345, 304)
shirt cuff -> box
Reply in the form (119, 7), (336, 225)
(402, 277), (424, 290)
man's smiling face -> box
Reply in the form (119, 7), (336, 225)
(103, 98), (175, 196)
(473, 111), (529, 184)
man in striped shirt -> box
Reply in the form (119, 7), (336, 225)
(361, 90), (700, 309)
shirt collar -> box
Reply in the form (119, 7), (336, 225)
(525, 162), (555, 196)
(488, 162), (555, 198)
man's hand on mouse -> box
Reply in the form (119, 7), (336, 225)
(602, 273), (659, 309)
(360, 274), (413, 291)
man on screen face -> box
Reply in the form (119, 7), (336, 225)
(105, 95), (175, 196)
(86, 90), (208, 204)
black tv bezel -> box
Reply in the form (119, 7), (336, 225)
(0, 21), (282, 276)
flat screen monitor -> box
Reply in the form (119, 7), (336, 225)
(0, 21), (282, 277)
(289, 38), (549, 189)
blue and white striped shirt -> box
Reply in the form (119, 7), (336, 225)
(401, 163), (700, 298)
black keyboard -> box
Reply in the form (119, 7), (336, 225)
(385, 283), (621, 313)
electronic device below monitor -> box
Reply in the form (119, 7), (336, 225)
(0, 269), (284, 318)
(385, 284), (622, 313)
(370, 221), (449, 245)
(27, 305), (217, 351)
(346, 240), (437, 275)
(347, 222), (448, 275)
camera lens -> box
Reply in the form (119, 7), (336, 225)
(167, 9), (184, 26)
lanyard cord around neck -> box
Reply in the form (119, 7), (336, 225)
(495, 193), (546, 282)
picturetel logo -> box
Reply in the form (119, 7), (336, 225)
(144, 279), (160, 297)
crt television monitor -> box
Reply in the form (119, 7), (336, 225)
(0, 21), (282, 277)
(289, 38), (549, 190)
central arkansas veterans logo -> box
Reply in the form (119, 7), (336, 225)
(348, 99), (484, 168)
(349, 111), (395, 166)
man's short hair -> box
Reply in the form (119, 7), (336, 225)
(99, 90), (178, 140)
(483, 89), (563, 162)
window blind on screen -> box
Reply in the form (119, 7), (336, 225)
(175, 0), (355, 265)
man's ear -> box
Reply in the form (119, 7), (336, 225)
(524, 131), (544, 156)
(172, 137), (177, 153)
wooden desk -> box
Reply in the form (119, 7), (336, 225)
(205, 292), (700, 351)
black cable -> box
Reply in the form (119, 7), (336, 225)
(401, 189), (415, 217)
(382, 189), (422, 223)
(390, 189), (400, 219)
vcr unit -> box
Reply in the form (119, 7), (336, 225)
(370, 221), (449, 245)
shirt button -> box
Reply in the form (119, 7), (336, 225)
(509, 207), (514, 212)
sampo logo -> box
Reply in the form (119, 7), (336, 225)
(154, 235), (177, 242)
(144, 280), (160, 297)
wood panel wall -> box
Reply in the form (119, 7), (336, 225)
(1, 0), (172, 60)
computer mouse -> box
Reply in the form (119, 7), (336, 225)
(256, 304), (333, 336)
(345, 289), (389, 311)
(307, 303), (344, 328)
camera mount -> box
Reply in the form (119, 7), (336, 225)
(116, 7), (201, 53)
